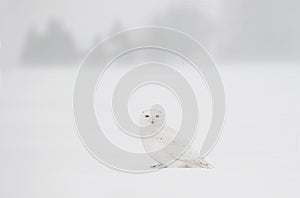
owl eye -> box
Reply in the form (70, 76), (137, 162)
(145, 115), (150, 118)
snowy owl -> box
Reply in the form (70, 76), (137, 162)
(139, 108), (212, 169)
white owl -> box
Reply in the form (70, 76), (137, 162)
(139, 108), (212, 169)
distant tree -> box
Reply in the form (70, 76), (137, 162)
(20, 19), (82, 65)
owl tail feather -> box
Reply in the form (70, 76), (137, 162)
(186, 158), (214, 169)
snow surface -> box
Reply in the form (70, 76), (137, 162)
(0, 64), (300, 198)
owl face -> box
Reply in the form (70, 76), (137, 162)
(139, 109), (165, 127)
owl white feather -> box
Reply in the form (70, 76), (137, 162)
(139, 108), (212, 169)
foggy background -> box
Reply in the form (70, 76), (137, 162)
(1, 0), (300, 197)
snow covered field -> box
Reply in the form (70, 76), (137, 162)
(0, 64), (300, 197)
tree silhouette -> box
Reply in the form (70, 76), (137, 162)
(21, 19), (82, 65)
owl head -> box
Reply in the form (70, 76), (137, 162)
(139, 109), (165, 127)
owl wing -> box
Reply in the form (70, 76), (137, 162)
(162, 127), (212, 168)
